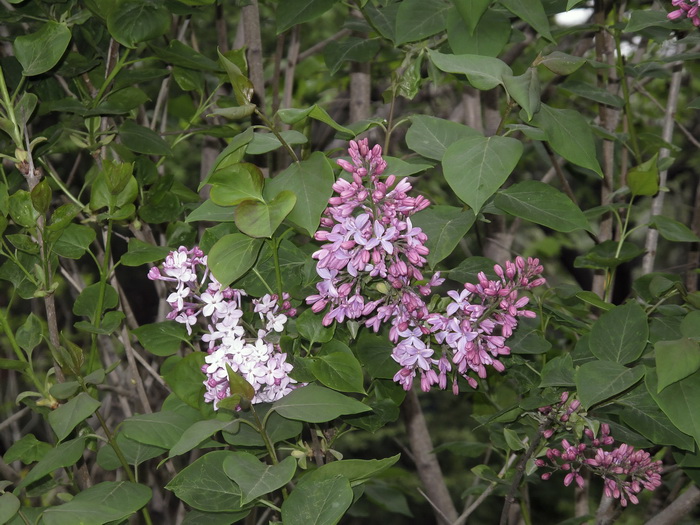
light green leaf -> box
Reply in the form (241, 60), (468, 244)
(17, 437), (87, 489)
(73, 283), (118, 323)
(168, 419), (239, 459)
(442, 134), (523, 212)
(589, 302), (648, 364)
(447, 9), (510, 56)
(14, 21), (71, 76)
(536, 51), (586, 76)
(411, 205), (475, 267)
(296, 455), (400, 487)
(501, 0), (554, 42)
(406, 115), (480, 160)
(503, 68), (541, 120)
(3, 433), (51, 464)
(48, 393), (101, 442)
(494, 181), (590, 232)
(281, 475), (353, 525)
(310, 351), (366, 394)
(575, 361), (644, 410)
(655, 338), (700, 392)
(559, 81), (625, 108)
(452, 0), (492, 34)
(531, 103), (603, 177)
(96, 432), (166, 470)
(271, 384), (370, 422)
(296, 308), (335, 345)
(235, 191), (296, 238)
(122, 411), (200, 449)
(646, 368), (700, 447)
(185, 200), (236, 223)
(207, 233), (263, 287)
(0, 493), (19, 525)
(52, 224), (96, 259)
(276, 105), (354, 135)
(224, 453), (296, 505)
(539, 354), (575, 388)
(246, 131), (307, 155)
(209, 163), (265, 206)
(428, 49), (512, 90)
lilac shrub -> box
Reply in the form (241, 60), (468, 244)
(308, 139), (546, 393)
(535, 393), (663, 507)
(148, 246), (299, 408)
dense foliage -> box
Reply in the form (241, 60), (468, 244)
(1, 1), (699, 524)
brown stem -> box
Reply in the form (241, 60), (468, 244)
(401, 389), (457, 525)
(645, 485), (700, 525)
(499, 428), (543, 525)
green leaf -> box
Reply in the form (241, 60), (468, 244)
(447, 9), (510, 57)
(428, 49), (512, 90)
(0, 493), (19, 525)
(52, 224), (96, 259)
(536, 51), (586, 76)
(235, 191), (296, 238)
(73, 283), (118, 323)
(14, 21), (71, 76)
(448, 256), (498, 284)
(281, 475), (353, 525)
(353, 333), (397, 380)
(452, 0), (491, 34)
(574, 240), (644, 270)
(271, 384), (370, 422)
(209, 163), (265, 206)
(442, 134), (523, 212)
(395, 0), (452, 45)
(42, 481), (151, 525)
(276, 0), (338, 33)
(166, 451), (244, 512)
(575, 361), (644, 410)
(503, 68), (541, 120)
(627, 155), (659, 196)
(575, 291), (614, 311)
(122, 411), (200, 449)
(363, 3), (399, 41)
(618, 385), (695, 451)
(152, 40), (221, 71)
(411, 206), (475, 267)
(296, 308), (335, 344)
(224, 453), (296, 505)
(297, 455), (400, 487)
(494, 181), (590, 232)
(531, 103), (603, 177)
(383, 157), (433, 177)
(559, 81), (625, 108)
(107, 0), (171, 48)
(539, 354), (575, 387)
(646, 368), (700, 447)
(246, 131), (307, 155)
(118, 121), (171, 156)
(120, 238), (171, 266)
(310, 351), (366, 394)
(3, 434), (51, 464)
(207, 233), (263, 287)
(324, 37), (381, 75)
(9, 190), (40, 228)
(131, 322), (189, 356)
(163, 352), (207, 409)
(500, 0), (554, 42)
(624, 10), (678, 32)
(276, 105), (354, 135)
(17, 437), (87, 489)
(181, 509), (250, 525)
(508, 318), (551, 354)
(185, 200), (236, 223)
(655, 338), (700, 392)
(264, 152), (335, 236)
(15, 313), (42, 355)
(168, 419), (239, 459)
(96, 432), (166, 470)
(406, 115), (480, 161)
(48, 393), (101, 442)
(589, 302), (648, 364)
(650, 215), (700, 242)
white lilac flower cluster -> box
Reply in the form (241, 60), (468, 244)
(148, 246), (298, 409)
(307, 140), (546, 393)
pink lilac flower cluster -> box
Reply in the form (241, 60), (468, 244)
(535, 393), (663, 507)
(307, 140), (545, 393)
(668, 0), (700, 26)
(149, 246), (298, 408)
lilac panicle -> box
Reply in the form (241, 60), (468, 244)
(668, 0), (700, 26)
(536, 393), (663, 507)
(149, 246), (299, 409)
(307, 140), (546, 393)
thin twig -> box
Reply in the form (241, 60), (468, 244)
(0, 407), (29, 433)
(499, 427), (544, 525)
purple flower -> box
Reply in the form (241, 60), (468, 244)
(668, 0), (700, 26)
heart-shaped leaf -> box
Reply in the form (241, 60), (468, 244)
(235, 191), (297, 238)
(224, 453), (297, 505)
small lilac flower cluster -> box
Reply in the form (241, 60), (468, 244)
(668, 0), (700, 25)
(535, 393), (663, 507)
(149, 246), (298, 408)
(308, 140), (546, 393)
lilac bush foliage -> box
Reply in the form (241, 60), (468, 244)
(536, 393), (663, 507)
(148, 246), (298, 408)
(308, 140), (546, 393)
(668, 0), (700, 25)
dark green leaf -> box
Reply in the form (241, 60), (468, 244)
(539, 354), (575, 387)
(503, 68), (541, 120)
(224, 453), (296, 505)
(646, 368), (700, 446)
(48, 393), (101, 442)
(271, 384), (370, 422)
(501, 0), (554, 42)
(559, 81), (625, 108)
(73, 283), (118, 323)
(536, 52), (586, 76)
(122, 410), (200, 449)
(15, 313), (42, 355)
(448, 256), (498, 284)
(411, 205), (475, 267)
(107, 0), (171, 48)
(447, 9), (510, 57)
(235, 191), (296, 238)
(310, 351), (366, 394)
(152, 40), (220, 71)
(296, 308), (335, 344)
(168, 419), (239, 459)
(276, 0), (338, 34)
(428, 49), (512, 90)
(406, 115), (480, 161)
(651, 215), (700, 242)
(655, 338), (700, 392)
(209, 163), (265, 206)
(395, 0), (451, 45)
(452, 0), (491, 34)
(354, 333), (397, 380)
(495, 181), (590, 232)
(52, 224), (96, 259)
(575, 361), (644, 410)
(0, 492), (19, 524)
(132, 322), (189, 356)
(185, 200), (236, 223)
(246, 131), (307, 155)
(120, 238), (171, 266)
(118, 121), (171, 156)
(3, 434), (51, 464)
(324, 37), (381, 75)
(574, 241), (644, 270)
(17, 437), (87, 489)
(281, 475), (353, 525)
(207, 233), (263, 287)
